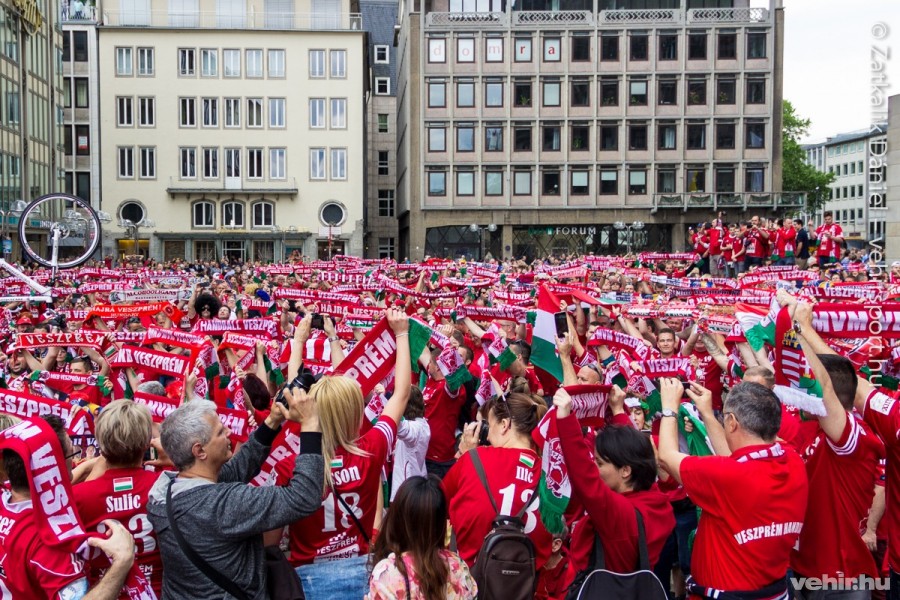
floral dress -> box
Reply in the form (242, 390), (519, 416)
(367, 550), (477, 600)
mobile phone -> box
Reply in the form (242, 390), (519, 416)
(310, 313), (325, 330)
(143, 447), (158, 462)
(478, 420), (490, 446)
(554, 311), (569, 337)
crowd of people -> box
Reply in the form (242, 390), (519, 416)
(0, 211), (899, 600)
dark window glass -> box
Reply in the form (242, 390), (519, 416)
(600, 79), (618, 106)
(572, 37), (590, 61)
(716, 122), (735, 149)
(542, 170), (560, 195)
(600, 35), (618, 61)
(717, 78), (736, 104)
(746, 79), (765, 104)
(630, 34), (648, 60)
(688, 79), (706, 105)
(571, 80), (590, 107)
(658, 79), (677, 105)
(600, 124), (618, 150)
(717, 33), (736, 59)
(571, 125), (589, 151)
(514, 127), (532, 151)
(658, 34), (677, 60)
(628, 124), (647, 150)
(688, 32), (707, 60)
(747, 32), (766, 58)
(73, 32), (88, 62)
(514, 81), (531, 107)
(686, 124), (706, 150)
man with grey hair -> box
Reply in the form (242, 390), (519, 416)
(147, 387), (322, 599)
(657, 379), (808, 600)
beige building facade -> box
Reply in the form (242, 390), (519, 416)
(98, 0), (366, 262)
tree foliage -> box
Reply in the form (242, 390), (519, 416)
(781, 100), (835, 211)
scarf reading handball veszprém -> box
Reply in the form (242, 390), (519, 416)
(0, 418), (156, 599)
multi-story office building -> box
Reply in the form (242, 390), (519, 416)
(0, 0), (65, 258)
(396, 0), (795, 260)
(97, 0), (365, 262)
(803, 127), (887, 246)
(361, 0), (399, 259)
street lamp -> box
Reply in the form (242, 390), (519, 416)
(613, 220), (645, 255)
(469, 223), (497, 261)
(119, 217), (155, 260)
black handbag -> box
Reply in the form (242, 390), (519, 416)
(166, 477), (305, 600)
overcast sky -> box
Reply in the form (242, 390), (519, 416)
(782, 0), (900, 142)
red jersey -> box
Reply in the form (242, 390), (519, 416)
(862, 389), (900, 571)
(424, 380), (465, 463)
(777, 226), (796, 258)
(691, 349), (724, 411)
(721, 233), (735, 261)
(680, 443), (808, 594)
(73, 467), (162, 596)
(815, 224), (843, 259)
(743, 229), (767, 259)
(442, 446), (553, 568)
(709, 226), (723, 255)
(0, 492), (87, 599)
(288, 415), (396, 565)
(791, 413), (883, 579)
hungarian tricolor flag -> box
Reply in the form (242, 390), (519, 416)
(531, 406), (569, 535)
(529, 285), (564, 383)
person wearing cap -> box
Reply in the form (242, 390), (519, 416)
(625, 397), (650, 432)
(15, 315), (33, 333)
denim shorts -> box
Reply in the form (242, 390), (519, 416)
(295, 554), (370, 600)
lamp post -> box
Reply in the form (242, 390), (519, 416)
(119, 217), (155, 261)
(468, 223), (497, 261)
(613, 220), (645, 255)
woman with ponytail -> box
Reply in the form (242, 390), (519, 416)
(368, 475), (476, 599)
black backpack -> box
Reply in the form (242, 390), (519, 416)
(565, 508), (669, 600)
(469, 449), (540, 600)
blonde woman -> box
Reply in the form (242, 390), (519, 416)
(289, 308), (412, 600)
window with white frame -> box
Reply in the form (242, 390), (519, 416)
(117, 146), (134, 178)
(200, 49), (217, 76)
(178, 48), (195, 76)
(180, 147), (196, 178)
(203, 147), (218, 178)
(137, 47), (154, 75)
(193, 201), (214, 228)
(331, 148), (347, 180)
(309, 50), (325, 77)
(375, 77), (390, 95)
(330, 49), (346, 77)
(252, 201), (274, 228)
(179, 97), (196, 127)
(246, 49), (263, 77)
(374, 45), (389, 64)
(269, 148), (286, 179)
(225, 148), (241, 178)
(202, 97), (218, 127)
(247, 98), (263, 127)
(223, 201), (244, 227)
(330, 98), (346, 129)
(310, 148), (326, 180)
(117, 96), (133, 126)
(224, 98), (240, 127)
(247, 148), (263, 179)
(139, 147), (156, 178)
(269, 98), (285, 128)
(138, 97), (155, 126)
(268, 49), (285, 77)
(223, 49), (241, 77)
(309, 98), (325, 128)
(116, 48), (132, 76)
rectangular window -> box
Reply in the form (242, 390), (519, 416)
(374, 45), (389, 64)
(514, 126), (531, 151)
(378, 190), (395, 216)
(270, 98), (286, 128)
(63, 79), (71, 108)
(747, 32), (767, 59)
(629, 33), (648, 60)
(428, 171), (446, 195)
(485, 81), (503, 107)
(310, 98), (325, 128)
(628, 124), (647, 150)
(75, 78), (89, 108)
(429, 38), (447, 63)
(428, 126), (446, 152)
(310, 148), (326, 179)
(118, 147), (134, 178)
(179, 97), (196, 127)
(600, 123), (618, 151)
(268, 49), (285, 77)
(223, 49), (240, 77)
(542, 80), (560, 107)
(117, 96), (133, 126)
(745, 168), (765, 192)
(178, 48), (195, 76)
(542, 125), (561, 151)
(270, 148), (286, 179)
(457, 126), (474, 152)
(138, 97), (154, 126)
(601, 35), (618, 61)
(571, 36), (590, 61)
(486, 37), (503, 62)
(247, 148), (263, 179)
(628, 170), (647, 195)
(75, 125), (89, 155)
(180, 148), (196, 178)
(138, 47), (154, 75)
(309, 50), (326, 77)
(456, 171), (474, 196)
(429, 81), (446, 107)
(658, 169), (676, 193)
(658, 78), (677, 105)
(226, 149), (241, 179)
(570, 170), (588, 195)
(718, 32), (737, 59)
(716, 168), (735, 192)
(378, 151), (389, 175)
(629, 80), (647, 106)
(116, 47), (132, 76)
(515, 38), (532, 62)
(330, 50), (347, 77)
(686, 168), (705, 192)
(139, 147), (156, 178)
(514, 81), (531, 107)
(201, 49), (218, 76)
(458, 38), (475, 62)
(253, 203), (274, 228)
(746, 122), (765, 149)
(73, 31), (88, 62)
(717, 78), (736, 105)
(542, 170), (560, 195)
(378, 238), (395, 259)
(687, 123), (706, 150)
(202, 97), (218, 127)
(658, 123), (676, 150)
(543, 37), (560, 62)
(746, 78), (765, 104)
(600, 79), (618, 106)
(659, 34), (677, 61)
(514, 170), (531, 195)
(247, 98), (263, 127)
(599, 170), (617, 194)
(485, 171), (503, 196)
(225, 98), (241, 127)
(457, 81), (475, 107)
(571, 124), (589, 151)
(378, 114), (389, 133)
(203, 147), (219, 179)
(688, 79), (707, 105)
(246, 49), (263, 77)
(485, 126), (503, 152)
(688, 32), (707, 60)
(716, 122), (735, 149)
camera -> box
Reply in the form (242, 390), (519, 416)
(478, 420), (490, 446)
(47, 314), (67, 330)
(273, 370), (320, 407)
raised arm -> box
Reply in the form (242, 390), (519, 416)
(380, 308), (411, 425)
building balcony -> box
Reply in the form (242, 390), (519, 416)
(424, 6), (770, 29)
(60, 2), (99, 22)
(102, 10), (363, 30)
(651, 191), (805, 213)
(165, 178), (299, 197)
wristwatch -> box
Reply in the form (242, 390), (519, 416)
(661, 409), (678, 418)
(328, 336), (340, 343)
